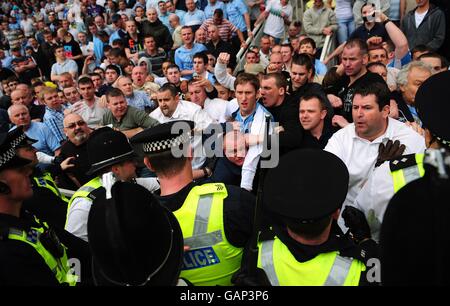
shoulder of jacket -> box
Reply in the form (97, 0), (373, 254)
(389, 153), (418, 172)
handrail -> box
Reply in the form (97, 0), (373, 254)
(233, 20), (266, 75)
(320, 33), (336, 67)
(60, 188), (76, 198)
(235, 21), (265, 61)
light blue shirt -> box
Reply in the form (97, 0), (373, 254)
(93, 36), (105, 66)
(126, 91), (156, 111)
(183, 9), (206, 26)
(10, 122), (61, 156)
(204, 2), (227, 19)
(174, 43), (207, 79)
(50, 59), (78, 76)
(315, 59), (328, 76)
(225, 0), (248, 32)
(159, 12), (171, 30)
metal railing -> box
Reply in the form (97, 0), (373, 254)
(60, 188), (76, 198)
(320, 33), (337, 68)
(292, 0), (306, 24)
(234, 20), (266, 75)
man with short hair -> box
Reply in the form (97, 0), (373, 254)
(260, 72), (303, 153)
(150, 84), (213, 171)
(188, 79), (227, 123)
(116, 76), (156, 112)
(299, 38), (328, 76)
(200, 9), (245, 44)
(131, 66), (160, 98)
(169, 14), (183, 50)
(325, 82), (426, 231)
(41, 87), (67, 144)
(51, 45), (78, 83)
(72, 76), (107, 128)
(138, 34), (168, 77)
(280, 44), (294, 72)
(205, 25), (234, 67)
(58, 72), (76, 90)
(193, 52), (216, 84)
(175, 26), (207, 80)
(195, 28), (207, 45)
(326, 39), (385, 127)
(140, 8), (174, 52)
(11, 88), (46, 122)
(183, 0), (206, 33)
(63, 87), (82, 105)
(58, 113), (95, 189)
(299, 93), (332, 149)
(418, 52), (447, 73)
(8, 104), (61, 156)
(101, 87), (159, 139)
(232, 73), (273, 191)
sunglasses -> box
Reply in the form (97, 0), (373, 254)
(65, 120), (86, 129)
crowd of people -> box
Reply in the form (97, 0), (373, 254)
(0, 0), (449, 287)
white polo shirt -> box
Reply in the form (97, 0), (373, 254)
(325, 117), (426, 231)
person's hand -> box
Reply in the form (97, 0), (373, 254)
(405, 121), (425, 137)
(231, 121), (241, 131)
(367, 36), (383, 46)
(331, 115), (349, 128)
(274, 125), (284, 134)
(192, 75), (213, 91)
(145, 74), (154, 82)
(327, 94), (343, 108)
(247, 31), (253, 38)
(378, 12), (388, 23)
(342, 206), (371, 243)
(375, 139), (406, 167)
(322, 27), (333, 36)
(217, 52), (230, 65)
(60, 157), (75, 171)
(240, 41), (247, 49)
(266, 63), (279, 73)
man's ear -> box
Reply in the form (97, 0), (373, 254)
(143, 156), (155, 171)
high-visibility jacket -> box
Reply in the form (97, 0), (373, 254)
(389, 153), (425, 193)
(7, 225), (77, 286)
(258, 237), (366, 286)
(174, 183), (243, 286)
(66, 177), (102, 224)
(33, 172), (69, 204)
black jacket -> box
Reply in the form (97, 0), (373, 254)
(401, 4), (446, 51)
(139, 19), (174, 52)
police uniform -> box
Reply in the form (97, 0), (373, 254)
(65, 127), (159, 241)
(0, 132), (77, 286)
(237, 149), (373, 286)
(130, 121), (256, 286)
(381, 71), (450, 286)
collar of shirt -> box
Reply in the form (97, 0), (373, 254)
(232, 103), (259, 133)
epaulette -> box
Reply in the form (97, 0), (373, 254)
(88, 187), (106, 201)
(389, 153), (418, 172)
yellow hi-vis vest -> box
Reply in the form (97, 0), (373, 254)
(257, 237), (366, 286)
(34, 172), (69, 204)
(7, 226), (77, 286)
(66, 177), (102, 224)
(174, 183), (243, 286)
(389, 153), (425, 193)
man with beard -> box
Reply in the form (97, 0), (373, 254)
(57, 113), (96, 190)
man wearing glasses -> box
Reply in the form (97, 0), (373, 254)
(58, 113), (95, 190)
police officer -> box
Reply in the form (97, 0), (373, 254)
(0, 131), (78, 285)
(65, 127), (159, 241)
(130, 120), (256, 286)
(380, 71), (450, 285)
(235, 149), (376, 286)
(5, 128), (75, 229)
(87, 181), (185, 286)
